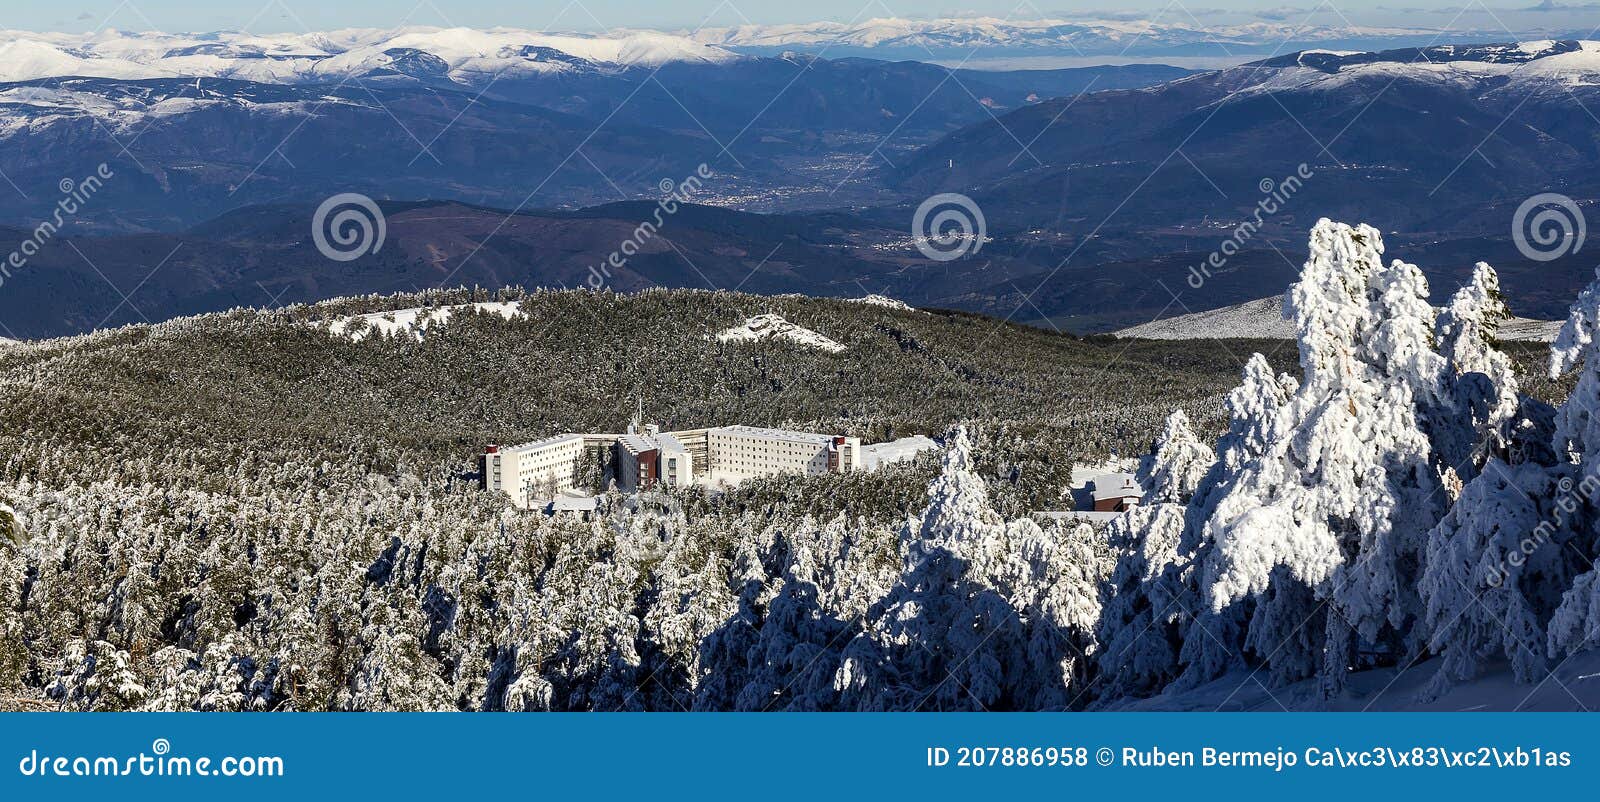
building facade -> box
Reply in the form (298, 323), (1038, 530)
(704, 426), (861, 485)
(482, 420), (933, 507)
(481, 434), (587, 509)
(615, 433), (660, 492)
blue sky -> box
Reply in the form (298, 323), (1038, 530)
(5, 0), (1596, 33)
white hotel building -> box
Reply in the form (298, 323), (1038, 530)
(482, 420), (933, 507)
(700, 426), (860, 486)
(481, 434), (587, 509)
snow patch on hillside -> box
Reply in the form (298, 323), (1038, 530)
(716, 314), (846, 352)
(850, 294), (921, 312)
(1116, 294), (1562, 342)
(324, 301), (523, 342)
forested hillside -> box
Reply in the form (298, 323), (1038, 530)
(0, 275), (1580, 711)
(0, 288), (1285, 711)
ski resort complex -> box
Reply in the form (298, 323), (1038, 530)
(481, 418), (938, 508)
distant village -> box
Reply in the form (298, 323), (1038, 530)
(480, 409), (939, 513)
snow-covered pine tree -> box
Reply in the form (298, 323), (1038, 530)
(1202, 220), (1446, 694)
(1432, 262), (1521, 480)
(1419, 460), (1567, 697)
(1138, 410), (1215, 505)
(1095, 503), (1192, 699)
(1172, 354), (1298, 691)
(1100, 354), (1298, 700)
(1415, 264), (1575, 696)
(46, 639), (148, 711)
(834, 426), (1031, 710)
(344, 592), (453, 712)
(1542, 267), (1600, 658)
(736, 558), (853, 711)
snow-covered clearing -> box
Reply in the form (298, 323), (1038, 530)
(716, 314), (846, 352)
(323, 302), (524, 342)
(850, 294), (922, 313)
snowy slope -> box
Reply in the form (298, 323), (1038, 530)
(323, 301), (524, 342)
(716, 314), (846, 352)
(1116, 295), (1563, 341)
(849, 294), (921, 312)
(1234, 40), (1600, 100)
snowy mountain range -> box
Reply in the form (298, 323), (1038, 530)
(896, 38), (1600, 241)
(688, 16), (1480, 59)
(0, 27), (1193, 230)
(0, 22), (1573, 87)
(0, 27), (737, 85)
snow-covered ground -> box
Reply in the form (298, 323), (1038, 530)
(1106, 650), (1600, 711)
(1116, 294), (1563, 342)
(323, 301), (523, 342)
(850, 294), (921, 313)
(859, 435), (940, 469)
(716, 314), (846, 353)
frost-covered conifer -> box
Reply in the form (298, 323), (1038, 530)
(1432, 263), (1520, 477)
(1095, 504), (1192, 698)
(1543, 268), (1600, 658)
(835, 427), (1030, 710)
(1419, 461), (1568, 697)
(1138, 410), (1215, 505)
(47, 640), (147, 711)
(1202, 220), (1445, 692)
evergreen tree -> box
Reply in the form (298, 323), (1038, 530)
(1202, 220), (1446, 693)
(1138, 410), (1215, 505)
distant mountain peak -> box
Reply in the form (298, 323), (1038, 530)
(1255, 39), (1593, 72)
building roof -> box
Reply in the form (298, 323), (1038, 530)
(503, 433), (584, 453)
(710, 425), (834, 445)
(655, 432), (689, 454)
(617, 435), (657, 455)
(1090, 473), (1142, 502)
